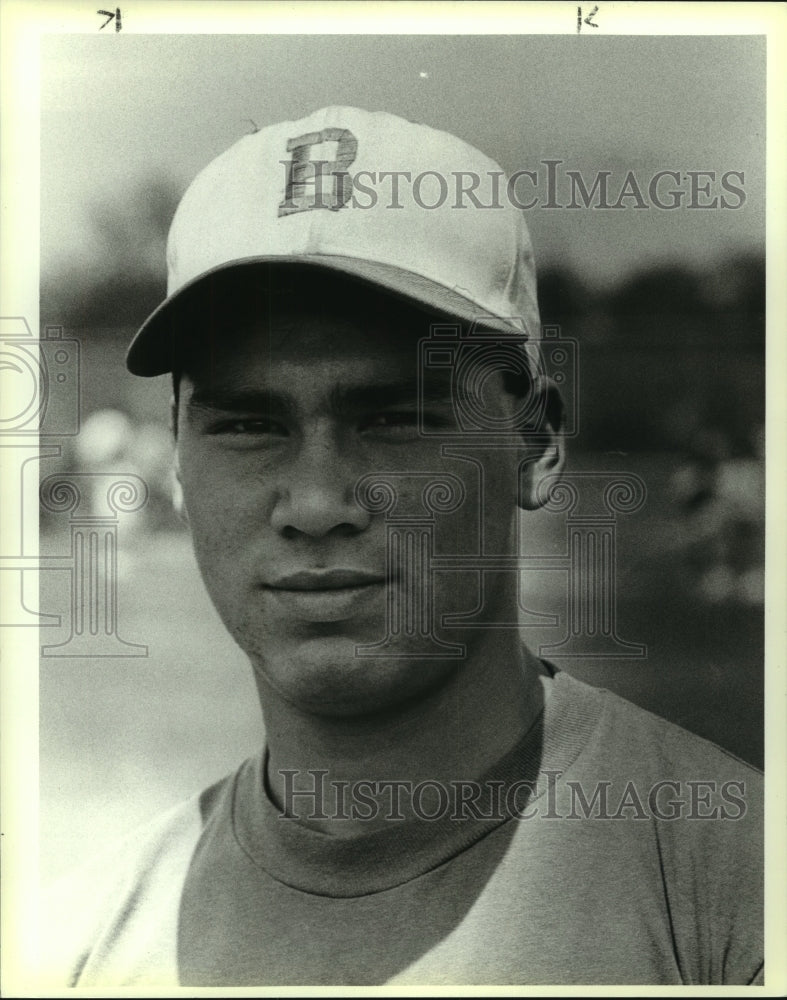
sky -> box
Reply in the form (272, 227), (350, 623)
(40, 33), (765, 289)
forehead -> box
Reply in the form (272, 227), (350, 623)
(177, 272), (434, 384)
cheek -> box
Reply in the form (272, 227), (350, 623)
(428, 456), (518, 554)
(179, 437), (269, 513)
(178, 455), (271, 563)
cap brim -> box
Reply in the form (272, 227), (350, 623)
(126, 255), (529, 376)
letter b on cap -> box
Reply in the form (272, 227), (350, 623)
(279, 128), (358, 216)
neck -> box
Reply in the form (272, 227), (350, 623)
(257, 630), (546, 832)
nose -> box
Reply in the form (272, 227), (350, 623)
(270, 430), (371, 539)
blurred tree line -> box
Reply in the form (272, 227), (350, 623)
(537, 256), (764, 457)
(537, 256), (764, 606)
(42, 176), (177, 333)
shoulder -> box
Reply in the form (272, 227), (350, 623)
(39, 771), (238, 988)
(550, 667), (762, 787)
(546, 669), (763, 985)
(549, 668), (762, 841)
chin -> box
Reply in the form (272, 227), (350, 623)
(252, 634), (463, 720)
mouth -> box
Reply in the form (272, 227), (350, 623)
(262, 570), (388, 623)
(267, 569), (386, 592)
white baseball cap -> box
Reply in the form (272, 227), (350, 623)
(126, 106), (540, 376)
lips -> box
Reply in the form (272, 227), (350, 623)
(266, 569), (386, 592)
(262, 569), (388, 623)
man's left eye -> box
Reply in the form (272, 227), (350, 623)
(363, 412), (419, 429)
(360, 410), (453, 439)
(360, 412), (427, 439)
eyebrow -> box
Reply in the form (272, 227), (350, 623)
(187, 388), (296, 418)
(186, 376), (456, 417)
(330, 377), (455, 414)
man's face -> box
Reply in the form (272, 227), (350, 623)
(175, 284), (533, 718)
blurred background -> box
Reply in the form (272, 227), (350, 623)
(38, 34), (764, 881)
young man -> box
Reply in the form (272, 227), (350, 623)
(43, 107), (763, 987)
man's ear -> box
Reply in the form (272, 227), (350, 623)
(169, 394), (189, 525)
(169, 393), (179, 440)
(518, 378), (566, 511)
(171, 452), (189, 525)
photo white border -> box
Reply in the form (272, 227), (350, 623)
(1, 2), (784, 996)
